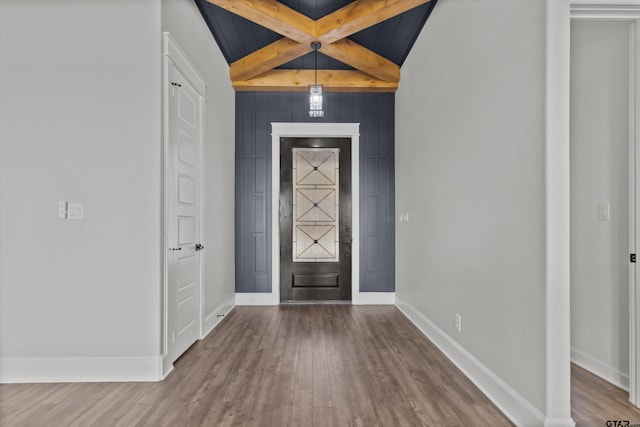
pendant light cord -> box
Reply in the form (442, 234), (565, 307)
(311, 41), (321, 85)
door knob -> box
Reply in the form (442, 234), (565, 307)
(195, 243), (204, 251)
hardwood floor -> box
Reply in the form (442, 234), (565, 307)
(572, 363), (640, 426)
(0, 305), (513, 427)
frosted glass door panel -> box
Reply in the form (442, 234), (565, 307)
(292, 148), (339, 262)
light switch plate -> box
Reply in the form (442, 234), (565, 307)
(598, 202), (610, 221)
(58, 201), (68, 219)
(67, 203), (84, 220)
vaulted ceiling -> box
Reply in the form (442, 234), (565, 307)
(194, 0), (438, 92)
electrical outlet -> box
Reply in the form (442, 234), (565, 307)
(454, 313), (462, 332)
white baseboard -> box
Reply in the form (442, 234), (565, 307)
(544, 419), (577, 427)
(235, 291), (395, 305)
(353, 291), (395, 305)
(203, 296), (236, 338)
(395, 296), (546, 427)
(571, 348), (630, 391)
(0, 356), (163, 383)
(235, 292), (278, 305)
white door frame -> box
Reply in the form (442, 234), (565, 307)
(570, 0), (640, 406)
(269, 122), (395, 305)
(162, 32), (207, 376)
(545, 2), (572, 424)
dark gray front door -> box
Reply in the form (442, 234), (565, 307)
(280, 137), (352, 301)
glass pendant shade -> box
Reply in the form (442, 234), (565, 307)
(309, 84), (324, 118)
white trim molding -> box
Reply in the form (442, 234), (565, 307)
(395, 297), (546, 427)
(271, 122), (377, 306)
(0, 356), (164, 384)
(202, 297), (236, 337)
(545, 1), (574, 426)
(353, 292), (396, 305)
(234, 291), (396, 306)
(236, 292), (278, 306)
(571, 0), (640, 20)
(627, 16), (640, 406)
(571, 349), (630, 390)
(633, 12), (640, 408)
(162, 32), (207, 98)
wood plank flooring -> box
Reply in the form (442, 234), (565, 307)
(0, 305), (512, 427)
(572, 363), (640, 426)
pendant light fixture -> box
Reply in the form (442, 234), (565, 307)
(309, 41), (324, 118)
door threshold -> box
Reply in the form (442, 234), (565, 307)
(280, 300), (352, 305)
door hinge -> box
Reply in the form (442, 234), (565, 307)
(632, 254), (636, 263)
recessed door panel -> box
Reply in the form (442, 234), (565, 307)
(178, 174), (195, 205)
(178, 217), (195, 245)
(177, 294), (196, 334)
(179, 131), (195, 166)
(177, 255), (195, 290)
(292, 273), (339, 288)
(178, 89), (196, 128)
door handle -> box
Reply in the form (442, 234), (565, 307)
(343, 237), (352, 244)
(169, 247), (182, 251)
(195, 243), (204, 251)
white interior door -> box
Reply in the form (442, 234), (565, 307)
(167, 60), (202, 363)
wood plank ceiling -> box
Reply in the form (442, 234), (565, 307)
(194, 0), (438, 92)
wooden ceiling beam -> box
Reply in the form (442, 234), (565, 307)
(213, 0), (432, 91)
(316, 0), (432, 44)
(231, 38), (400, 84)
(230, 38), (312, 81)
(232, 69), (398, 92)
(206, 0), (315, 43)
(320, 39), (399, 83)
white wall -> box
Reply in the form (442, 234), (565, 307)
(0, 0), (163, 372)
(161, 0), (236, 325)
(570, 21), (631, 388)
(396, 0), (547, 416)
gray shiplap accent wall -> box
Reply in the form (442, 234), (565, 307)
(235, 92), (395, 293)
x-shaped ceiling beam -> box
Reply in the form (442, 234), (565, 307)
(207, 0), (432, 92)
